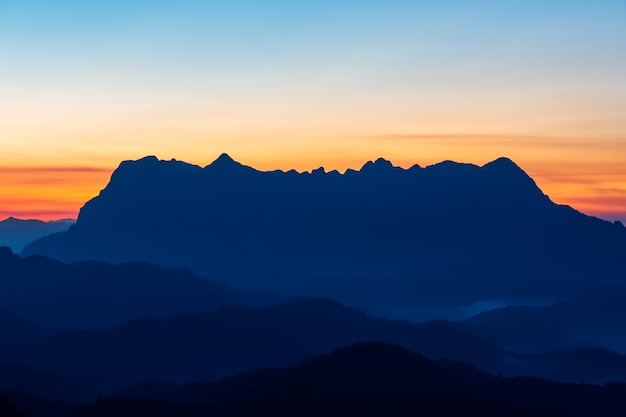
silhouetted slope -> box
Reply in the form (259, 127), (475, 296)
(0, 391), (78, 417)
(440, 359), (626, 417)
(0, 217), (74, 253)
(0, 363), (91, 402)
(3, 297), (625, 399)
(0, 247), (242, 328)
(465, 298), (626, 353)
(0, 395), (24, 417)
(452, 320), (579, 355)
(0, 298), (502, 389)
(0, 309), (49, 342)
(79, 343), (573, 417)
(22, 154), (626, 318)
(111, 346), (626, 417)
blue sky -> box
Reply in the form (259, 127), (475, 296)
(0, 0), (625, 221)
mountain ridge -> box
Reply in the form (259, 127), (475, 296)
(21, 154), (626, 320)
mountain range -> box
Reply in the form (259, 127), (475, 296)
(0, 218), (74, 253)
(21, 154), (626, 319)
(3, 296), (626, 406)
(4, 153), (626, 416)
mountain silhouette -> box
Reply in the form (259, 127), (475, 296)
(0, 297), (502, 395)
(0, 247), (243, 328)
(0, 309), (49, 343)
(107, 343), (626, 417)
(3, 296), (626, 403)
(464, 297), (626, 353)
(0, 395), (24, 417)
(78, 343), (579, 417)
(21, 154), (626, 319)
(0, 217), (74, 253)
(0, 363), (91, 402)
(101, 344), (626, 417)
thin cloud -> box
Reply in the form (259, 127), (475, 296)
(0, 166), (112, 174)
(368, 133), (626, 150)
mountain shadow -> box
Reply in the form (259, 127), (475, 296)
(22, 154), (626, 320)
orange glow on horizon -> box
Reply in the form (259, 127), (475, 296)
(0, 165), (113, 222)
(0, 138), (624, 224)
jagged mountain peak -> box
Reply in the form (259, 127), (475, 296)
(359, 157), (396, 173)
(204, 152), (256, 174)
(209, 152), (236, 166)
(136, 155), (159, 163)
(115, 155), (201, 176)
(482, 156), (526, 174)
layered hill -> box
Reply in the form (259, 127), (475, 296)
(464, 298), (626, 353)
(0, 217), (74, 253)
(3, 297), (626, 402)
(104, 343), (626, 417)
(78, 343), (611, 417)
(0, 297), (500, 394)
(0, 247), (242, 328)
(22, 154), (626, 318)
(0, 395), (24, 417)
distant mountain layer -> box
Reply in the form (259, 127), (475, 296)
(464, 298), (626, 353)
(22, 154), (626, 318)
(3, 296), (626, 402)
(0, 217), (74, 253)
(0, 247), (243, 328)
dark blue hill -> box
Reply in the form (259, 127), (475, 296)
(464, 298), (626, 353)
(0, 297), (502, 392)
(0, 217), (74, 253)
(3, 296), (626, 402)
(0, 247), (243, 328)
(79, 343), (577, 417)
(0, 395), (24, 417)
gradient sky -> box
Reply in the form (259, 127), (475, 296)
(0, 0), (625, 222)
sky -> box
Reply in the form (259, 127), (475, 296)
(0, 0), (625, 222)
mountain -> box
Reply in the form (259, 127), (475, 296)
(0, 395), (24, 417)
(3, 297), (626, 401)
(0, 297), (502, 394)
(0, 217), (74, 253)
(0, 309), (49, 342)
(107, 343), (626, 417)
(22, 154), (626, 319)
(0, 363), (92, 402)
(464, 298), (626, 353)
(79, 343), (578, 417)
(0, 247), (243, 328)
